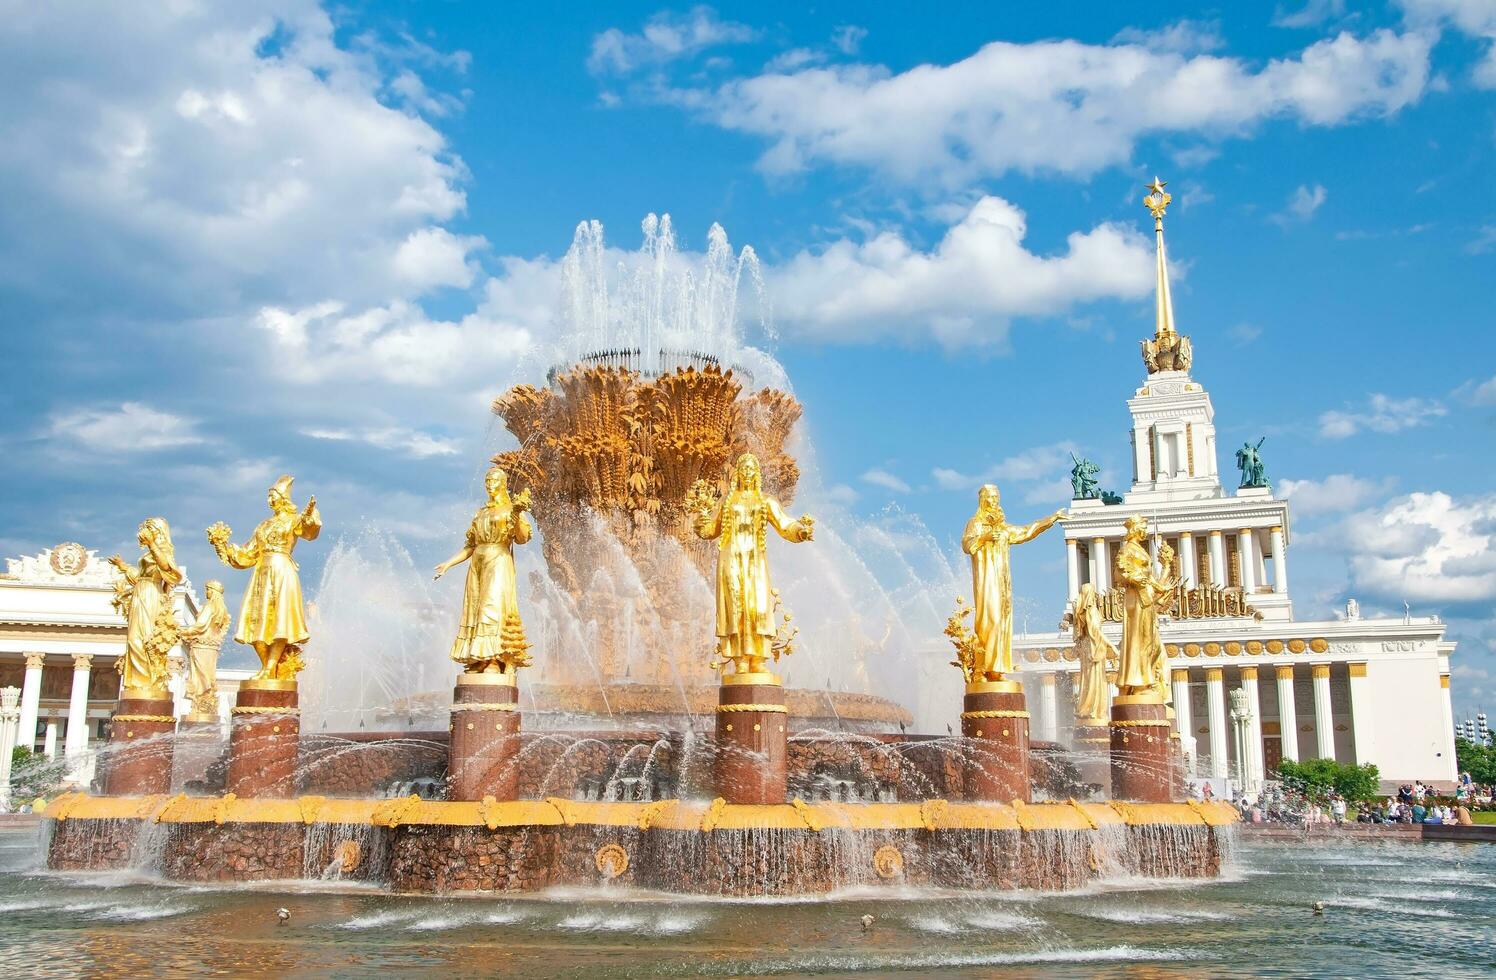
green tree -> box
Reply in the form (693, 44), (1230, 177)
(1277, 757), (1381, 802)
(1455, 738), (1496, 784)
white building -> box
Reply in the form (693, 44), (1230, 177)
(0, 543), (251, 786)
(1015, 181), (1458, 790)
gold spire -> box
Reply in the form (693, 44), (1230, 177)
(1139, 176), (1192, 375)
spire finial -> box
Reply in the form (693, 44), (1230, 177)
(1139, 176), (1192, 374)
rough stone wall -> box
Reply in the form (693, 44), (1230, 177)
(47, 818), (140, 871)
(162, 822), (306, 881)
(388, 825), (560, 892)
(297, 734), (447, 798)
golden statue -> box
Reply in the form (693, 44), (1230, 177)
(207, 474), (321, 682)
(959, 485), (1063, 683)
(108, 517), (184, 696)
(689, 452), (813, 676)
(1115, 515), (1178, 698)
(435, 465), (534, 674)
(1072, 583), (1115, 723)
(182, 579), (231, 718)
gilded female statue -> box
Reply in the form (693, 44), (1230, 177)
(207, 474), (321, 682)
(689, 452), (813, 676)
(108, 517), (184, 695)
(182, 579), (231, 717)
(435, 465), (534, 674)
(961, 485), (1063, 681)
(1115, 515), (1177, 698)
(1072, 583), (1115, 723)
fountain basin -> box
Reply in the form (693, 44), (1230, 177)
(39, 793), (1237, 896)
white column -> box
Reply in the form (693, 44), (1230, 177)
(168, 653), (189, 719)
(1276, 665), (1300, 762)
(1269, 526), (1288, 594)
(1172, 668), (1196, 775)
(1066, 539), (1081, 600)
(1438, 672), (1456, 781)
(0, 687), (19, 810)
(1038, 673), (1058, 743)
(1179, 532), (1198, 589)
(1311, 664), (1334, 760)
(1240, 666), (1263, 789)
(1208, 530), (1225, 586)
(43, 720), (59, 760)
(1347, 662), (1374, 766)
(17, 653), (44, 755)
(1206, 667), (1228, 779)
(64, 654), (93, 762)
(1091, 538), (1110, 592)
(1237, 529), (1256, 592)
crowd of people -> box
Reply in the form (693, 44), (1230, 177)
(1226, 773), (1493, 827)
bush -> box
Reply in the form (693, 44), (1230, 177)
(1454, 738), (1496, 785)
(1276, 757), (1381, 802)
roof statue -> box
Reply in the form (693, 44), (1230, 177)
(1139, 177), (1193, 375)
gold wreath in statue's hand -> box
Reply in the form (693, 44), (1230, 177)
(798, 515), (815, 541)
(512, 488), (533, 513)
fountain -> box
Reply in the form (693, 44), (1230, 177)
(28, 214), (1235, 898)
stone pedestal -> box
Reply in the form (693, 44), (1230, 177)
(172, 717), (225, 793)
(961, 680), (1031, 803)
(447, 673), (521, 802)
(1170, 733), (1187, 800)
(227, 680), (299, 798)
(102, 691), (176, 796)
(1072, 719), (1111, 795)
(1110, 694), (1172, 802)
(714, 672), (787, 805)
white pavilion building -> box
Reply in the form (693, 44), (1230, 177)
(1014, 180), (1458, 791)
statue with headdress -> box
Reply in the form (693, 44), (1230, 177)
(1114, 515), (1178, 698)
(206, 474), (321, 682)
(687, 452), (813, 676)
(108, 517), (185, 696)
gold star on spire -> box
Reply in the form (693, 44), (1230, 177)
(1143, 177), (1171, 223)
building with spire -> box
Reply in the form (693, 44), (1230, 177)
(1014, 179), (1458, 791)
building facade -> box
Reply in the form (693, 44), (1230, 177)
(1014, 181), (1457, 790)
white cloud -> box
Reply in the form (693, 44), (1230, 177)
(831, 25), (868, 56)
(1228, 322), (1263, 344)
(932, 442), (1082, 492)
(1335, 492), (1496, 604)
(1273, 1), (1349, 29)
(301, 425), (461, 458)
(588, 7), (757, 75)
(392, 227), (483, 291)
(1279, 473), (1394, 515)
(1274, 183), (1328, 224)
(1399, 0), (1496, 87)
(49, 403), (207, 452)
(769, 196), (1153, 346)
(860, 467), (911, 494)
(1456, 373), (1496, 405)
(1318, 393), (1447, 438)
(1111, 20), (1225, 54)
(670, 28), (1430, 186)
(1466, 223), (1496, 254)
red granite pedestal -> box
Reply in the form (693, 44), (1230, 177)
(447, 673), (521, 802)
(1072, 719), (1112, 795)
(171, 715), (225, 792)
(227, 680), (299, 798)
(714, 673), (788, 805)
(1110, 694), (1172, 802)
(961, 680), (1032, 803)
(102, 691), (176, 796)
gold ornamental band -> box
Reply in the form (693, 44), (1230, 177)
(457, 672), (518, 687)
(240, 678), (298, 692)
(452, 702), (518, 712)
(722, 671), (782, 687)
(1113, 692), (1166, 706)
(120, 686), (170, 701)
(182, 712), (220, 725)
(1076, 737), (1110, 745)
(715, 702), (788, 714)
(965, 679), (1022, 695)
(960, 709), (1030, 720)
(1111, 719), (1172, 728)
(232, 705), (301, 716)
(111, 713), (175, 723)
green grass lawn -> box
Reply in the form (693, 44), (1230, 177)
(1472, 811), (1496, 825)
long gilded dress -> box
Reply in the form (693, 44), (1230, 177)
(119, 552), (182, 690)
(700, 491), (808, 660)
(449, 501), (531, 668)
(962, 512), (1060, 677)
(1073, 592), (1115, 722)
(223, 507), (321, 649)
(1115, 538), (1164, 693)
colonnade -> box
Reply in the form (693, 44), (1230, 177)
(1063, 525), (1288, 602)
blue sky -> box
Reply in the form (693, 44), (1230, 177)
(1, 1), (1492, 719)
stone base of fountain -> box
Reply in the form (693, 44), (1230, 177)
(959, 681), (1031, 803)
(447, 674), (521, 801)
(38, 793), (1238, 896)
(714, 673), (788, 805)
(102, 693), (176, 796)
(227, 680), (300, 798)
(1110, 695), (1172, 802)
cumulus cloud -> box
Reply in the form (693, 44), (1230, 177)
(392, 227), (484, 292)
(1398, 0), (1496, 87)
(588, 6), (757, 75)
(1318, 393), (1447, 438)
(769, 196), (1153, 346)
(1279, 473), (1394, 515)
(860, 467), (911, 494)
(49, 403), (208, 452)
(1334, 492), (1496, 605)
(659, 28), (1430, 186)
(932, 443), (1082, 506)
